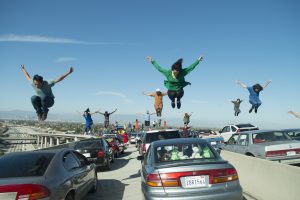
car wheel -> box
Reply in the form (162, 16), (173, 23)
(105, 158), (110, 170)
(89, 173), (98, 193)
(65, 193), (74, 200)
(111, 153), (115, 163)
(121, 149), (124, 154)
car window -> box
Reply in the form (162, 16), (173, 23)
(72, 151), (89, 167)
(237, 134), (248, 146)
(221, 126), (228, 133)
(231, 126), (237, 132)
(103, 139), (109, 150)
(143, 146), (151, 165)
(75, 140), (101, 149)
(144, 131), (180, 143)
(237, 124), (255, 128)
(228, 135), (239, 145)
(253, 131), (291, 143)
(63, 152), (80, 170)
(0, 153), (54, 178)
(155, 143), (216, 163)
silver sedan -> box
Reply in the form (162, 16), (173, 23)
(137, 138), (243, 200)
(0, 148), (97, 200)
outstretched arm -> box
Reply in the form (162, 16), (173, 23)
(142, 91), (155, 97)
(183, 56), (204, 76)
(109, 109), (118, 115)
(21, 65), (31, 81)
(147, 56), (168, 76)
(54, 67), (74, 84)
(262, 80), (272, 88)
(288, 110), (300, 119)
(236, 80), (247, 89)
(91, 109), (101, 115)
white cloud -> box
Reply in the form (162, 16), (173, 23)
(190, 100), (208, 104)
(95, 91), (133, 103)
(55, 57), (78, 63)
(0, 34), (124, 45)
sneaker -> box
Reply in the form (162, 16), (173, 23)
(42, 112), (48, 121)
(177, 101), (181, 109)
(37, 113), (43, 121)
(171, 101), (175, 108)
(254, 107), (258, 113)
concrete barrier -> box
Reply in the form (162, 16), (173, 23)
(220, 150), (300, 200)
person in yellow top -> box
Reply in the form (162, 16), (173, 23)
(142, 88), (167, 117)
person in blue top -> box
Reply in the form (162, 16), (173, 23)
(236, 80), (272, 113)
(77, 108), (100, 135)
(21, 65), (73, 121)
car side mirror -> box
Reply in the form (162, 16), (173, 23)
(137, 155), (144, 160)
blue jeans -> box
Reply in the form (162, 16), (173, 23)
(31, 95), (54, 114)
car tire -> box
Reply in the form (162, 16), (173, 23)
(89, 173), (98, 193)
(105, 159), (110, 170)
(111, 153), (115, 163)
(65, 193), (74, 200)
(115, 151), (120, 158)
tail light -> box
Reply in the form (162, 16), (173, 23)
(97, 149), (105, 158)
(236, 129), (241, 134)
(141, 144), (146, 153)
(146, 168), (239, 188)
(266, 148), (300, 157)
(0, 184), (50, 200)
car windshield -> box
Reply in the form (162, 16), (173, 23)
(144, 131), (180, 143)
(155, 143), (216, 163)
(0, 153), (54, 178)
(75, 140), (101, 149)
(130, 133), (137, 137)
(252, 131), (292, 143)
(105, 138), (114, 142)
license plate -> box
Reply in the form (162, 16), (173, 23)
(211, 141), (217, 145)
(183, 176), (207, 188)
(83, 153), (91, 157)
(287, 151), (296, 156)
(0, 192), (17, 200)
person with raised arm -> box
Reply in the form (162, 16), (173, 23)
(77, 108), (100, 135)
(142, 88), (167, 117)
(183, 112), (193, 126)
(229, 98), (243, 116)
(21, 65), (73, 121)
(97, 109), (118, 128)
(147, 55), (204, 109)
(236, 80), (272, 113)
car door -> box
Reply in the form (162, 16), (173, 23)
(141, 145), (152, 189)
(223, 134), (239, 152)
(220, 126), (232, 142)
(63, 151), (87, 199)
(234, 134), (249, 154)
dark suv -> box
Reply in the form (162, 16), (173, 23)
(139, 129), (181, 156)
(71, 138), (111, 170)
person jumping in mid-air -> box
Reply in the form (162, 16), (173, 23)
(230, 98), (243, 116)
(21, 65), (73, 121)
(147, 55), (204, 109)
(236, 80), (272, 113)
(97, 109), (117, 128)
(77, 108), (99, 135)
(183, 112), (193, 126)
(142, 88), (167, 117)
(288, 110), (300, 119)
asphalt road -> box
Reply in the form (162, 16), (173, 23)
(84, 144), (143, 200)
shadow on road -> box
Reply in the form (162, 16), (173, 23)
(84, 179), (127, 200)
(122, 170), (141, 181)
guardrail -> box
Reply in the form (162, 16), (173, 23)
(220, 150), (300, 200)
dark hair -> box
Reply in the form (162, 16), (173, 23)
(33, 74), (43, 83)
(171, 58), (183, 71)
(85, 108), (90, 113)
(253, 84), (263, 93)
(237, 98), (241, 102)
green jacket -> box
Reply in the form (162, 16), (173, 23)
(151, 59), (200, 91)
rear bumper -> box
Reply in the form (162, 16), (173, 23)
(268, 157), (300, 165)
(87, 157), (106, 167)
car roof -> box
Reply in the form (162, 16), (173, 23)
(146, 129), (178, 134)
(281, 128), (300, 131)
(233, 129), (280, 135)
(1, 148), (70, 158)
(151, 138), (209, 147)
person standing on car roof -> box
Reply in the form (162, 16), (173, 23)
(230, 98), (243, 116)
(97, 109), (117, 128)
(142, 88), (167, 117)
(77, 108), (99, 135)
(236, 80), (272, 113)
(21, 65), (73, 121)
(147, 55), (204, 109)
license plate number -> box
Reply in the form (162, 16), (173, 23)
(184, 176), (207, 188)
(287, 151), (296, 156)
(83, 153), (91, 157)
(211, 141), (217, 145)
(0, 193), (17, 200)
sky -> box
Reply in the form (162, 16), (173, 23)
(0, 0), (299, 128)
